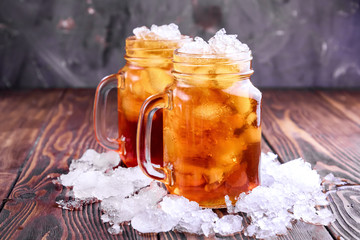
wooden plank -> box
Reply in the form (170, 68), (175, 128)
(0, 89), (336, 240)
(317, 90), (360, 237)
(262, 90), (360, 183)
(327, 185), (360, 240)
(0, 90), (63, 202)
(262, 90), (360, 240)
(317, 90), (360, 124)
(0, 89), (158, 240)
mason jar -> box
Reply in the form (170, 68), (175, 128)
(137, 50), (262, 208)
(94, 36), (190, 167)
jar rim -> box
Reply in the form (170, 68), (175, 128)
(126, 35), (192, 43)
(125, 36), (191, 60)
(172, 71), (254, 78)
(173, 49), (253, 62)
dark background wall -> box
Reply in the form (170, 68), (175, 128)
(0, 0), (359, 88)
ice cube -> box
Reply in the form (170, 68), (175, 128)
(146, 68), (173, 92)
(72, 171), (105, 199)
(150, 23), (182, 40)
(204, 181), (222, 192)
(133, 26), (151, 39)
(57, 149), (336, 238)
(107, 225), (123, 235)
(60, 152), (152, 201)
(176, 209), (219, 235)
(293, 204), (335, 225)
(64, 149), (101, 174)
(175, 171), (206, 187)
(59, 168), (85, 187)
(178, 29), (251, 61)
(213, 215), (243, 235)
(178, 36), (212, 54)
(225, 195), (235, 213)
(246, 112), (257, 125)
(131, 80), (145, 97)
(101, 182), (167, 223)
(56, 199), (84, 210)
(160, 195), (200, 217)
(133, 23), (182, 40)
(234, 97), (252, 115)
(201, 222), (215, 237)
(138, 68), (158, 95)
(241, 127), (261, 143)
(323, 173), (346, 186)
(205, 168), (225, 185)
(92, 151), (120, 170)
(193, 103), (232, 121)
(211, 139), (243, 167)
(207, 139), (245, 186)
(131, 208), (178, 233)
(121, 94), (143, 121)
(209, 28), (250, 56)
(233, 152), (335, 238)
(60, 150), (112, 188)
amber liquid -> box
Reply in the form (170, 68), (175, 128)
(117, 65), (173, 167)
(164, 69), (261, 207)
(114, 36), (190, 167)
(118, 102), (163, 167)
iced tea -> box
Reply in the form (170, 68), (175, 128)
(117, 37), (190, 167)
(137, 50), (262, 208)
(166, 53), (261, 207)
(94, 34), (190, 167)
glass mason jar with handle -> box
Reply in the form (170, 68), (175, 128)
(137, 50), (262, 208)
(94, 36), (190, 167)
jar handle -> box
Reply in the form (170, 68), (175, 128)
(137, 91), (172, 184)
(93, 72), (125, 150)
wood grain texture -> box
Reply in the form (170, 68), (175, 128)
(0, 90), (63, 201)
(0, 89), (159, 240)
(327, 186), (360, 240)
(262, 90), (360, 183)
(262, 90), (360, 240)
(2, 89), (359, 240)
(0, 89), (103, 239)
(0, 89), (253, 240)
(317, 90), (360, 125)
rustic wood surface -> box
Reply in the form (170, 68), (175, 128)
(0, 90), (63, 201)
(0, 89), (359, 240)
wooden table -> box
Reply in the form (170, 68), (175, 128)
(0, 89), (359, 240)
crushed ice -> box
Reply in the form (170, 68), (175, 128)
(56, 150), (335, 238)
(323, 173), (347, 186)
(235, 152), (335, 238)
(133, 23), (182, 40)
(178, 28), (251, 59)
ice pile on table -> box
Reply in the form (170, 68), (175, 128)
(56, 150), (335, 238)
(235, 152), (335, 238)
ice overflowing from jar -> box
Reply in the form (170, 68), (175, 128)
(133, 23), (182, 40)
(55, 150), (337, 238)
(178, 28), (251, 59)
(177, 28), (252, 73)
